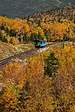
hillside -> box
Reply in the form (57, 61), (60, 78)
(0, 0), (75, 18)
(0, 41), (34, 60)
(0, 5), (75, 45)
(0, 5), (75, 112)
(0, 42), (75, 112)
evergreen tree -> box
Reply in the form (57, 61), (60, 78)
(44, 52), (59, 77)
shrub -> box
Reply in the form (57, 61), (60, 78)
(10, 37), (19, 45)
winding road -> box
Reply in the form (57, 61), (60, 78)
(0, 42), (65, 69)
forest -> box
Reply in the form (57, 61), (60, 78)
(0, 5), (75, 112)
(0, 42), (75, 112)
(0, 6), (75, 44)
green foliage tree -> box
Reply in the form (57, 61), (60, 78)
(44, 52), (59, 77)
(23, 35), (30, 43)
(19, 81), (30, 108)
(0, 31), (7, 42)
(31, 33), (38, 41)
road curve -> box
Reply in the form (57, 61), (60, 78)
(0, 42), (63, 69)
